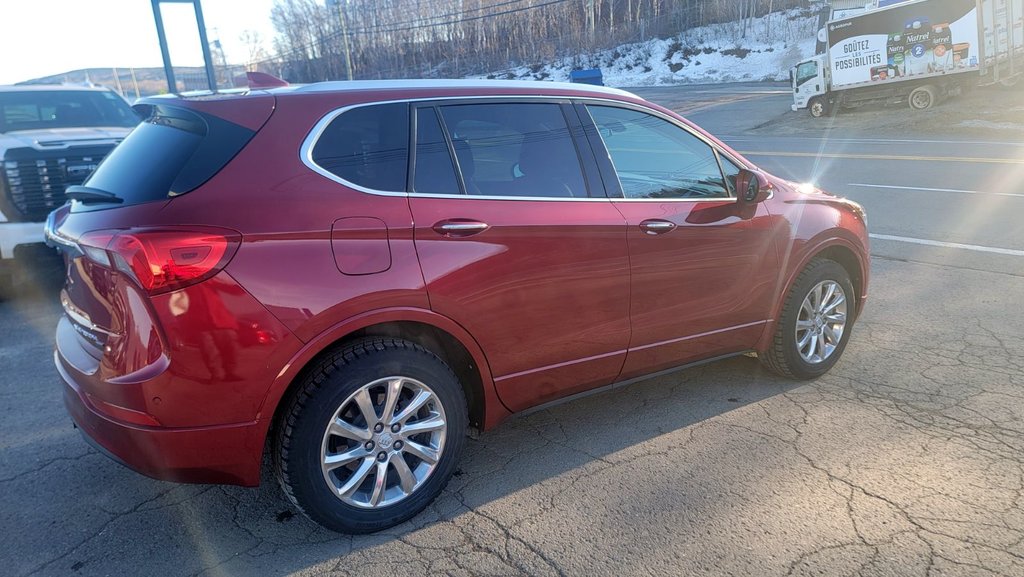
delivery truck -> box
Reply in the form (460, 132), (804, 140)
(792, 0), (1023, 116)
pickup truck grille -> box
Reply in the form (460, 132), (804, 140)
(1, 145), (115, 222)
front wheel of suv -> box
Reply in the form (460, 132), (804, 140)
(761, 259), (856, 380)
(274, 338), (468, 533)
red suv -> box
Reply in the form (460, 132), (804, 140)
(47, 80), (868, 533)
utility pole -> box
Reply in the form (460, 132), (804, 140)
(587, 0), (596, 43)
(338, 2), (354, 81)
(111, 67), (124, 96)
(129, 67), (141, 99)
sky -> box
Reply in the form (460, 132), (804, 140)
(0, 0), (278, 85)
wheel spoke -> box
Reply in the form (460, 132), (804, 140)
(823, 294), (845, 314)
(797, 330), (813, 350)
(369, 461), (389, 506)
(391, 454), (417, 494)
(815, 331), (825, 360)
(324, 446), (367, 471)
(391, 390), (432, 425)
(820, 283), (836, 312)
(328, 417), (371, 441)
(401, 414), (445, 436)
(337, 457), (374, 497)
(402, 440), (439, 464)
(823, 324), (839, 344)
(380, 378), (403, 424)
(796, 319), (814, 329)
(352, 388), (379, 427)
(807, 333), (819, 360)
(825, 312), (846, 324)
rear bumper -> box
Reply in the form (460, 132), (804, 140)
(57, 351), (264, 486)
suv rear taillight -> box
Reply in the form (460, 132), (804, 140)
(78, 227), (240, 294)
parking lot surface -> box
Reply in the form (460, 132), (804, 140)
(4, 84), (1024, 576)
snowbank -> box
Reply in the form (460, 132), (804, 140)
(478, 7), (821, 87)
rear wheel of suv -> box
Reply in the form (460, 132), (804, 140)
(274, 338), (467, 533)
(761, 259), (856, 380)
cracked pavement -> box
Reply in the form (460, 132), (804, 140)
(4, 84), (1024, 576)
(3, 255), (1023, 577)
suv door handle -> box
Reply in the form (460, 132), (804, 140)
(639, 219), (676, 235)
(432, 219), (490, 237)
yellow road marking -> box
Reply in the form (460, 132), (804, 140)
(737, 150), (1024, 165)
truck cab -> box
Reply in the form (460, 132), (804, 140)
(791, 54), (830, 116)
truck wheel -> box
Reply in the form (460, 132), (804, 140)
(808, 96), (831, 118)
(909, 85), (937, 110)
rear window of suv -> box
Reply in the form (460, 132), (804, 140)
(0, 90), (139, 133)
(80, 104), (255, 208)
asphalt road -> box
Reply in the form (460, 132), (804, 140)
(3, 83), (1024, 577)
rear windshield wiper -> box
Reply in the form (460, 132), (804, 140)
(65, 185), (123, 204)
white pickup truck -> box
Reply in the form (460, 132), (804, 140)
(0, 85), (138, 296)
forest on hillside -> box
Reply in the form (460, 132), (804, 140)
(263, 0), (819, 82)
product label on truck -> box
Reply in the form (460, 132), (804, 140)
(828, 0), (981, 89)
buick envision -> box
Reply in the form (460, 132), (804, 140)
(47, 80), (869, 533)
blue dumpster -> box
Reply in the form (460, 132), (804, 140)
(569, 68), (604, 86)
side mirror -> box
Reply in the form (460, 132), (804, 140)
(736, 169), (772, 204)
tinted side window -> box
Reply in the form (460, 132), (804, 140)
(414, 107), (460, 195)
(587, 105), (731, 200)
(438, 103), (588, 198)
(312, 103), (409, 192)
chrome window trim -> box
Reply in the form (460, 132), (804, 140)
(299, 95), (748, 204)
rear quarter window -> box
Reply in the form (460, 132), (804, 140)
(311, 103), (410, 192)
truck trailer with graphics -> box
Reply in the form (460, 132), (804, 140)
(792, 0), (1022, 116)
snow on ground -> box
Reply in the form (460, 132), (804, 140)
(478, 6), (821, 87)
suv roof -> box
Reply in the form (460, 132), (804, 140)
(152, 79), (640, 102)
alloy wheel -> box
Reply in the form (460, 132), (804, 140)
(795, 280), (848, 364)
(319, 376), (447, 509)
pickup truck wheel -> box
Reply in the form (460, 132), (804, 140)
(808, 96), (830, 118)
(760, 259), (856, 380)
(909, 85), (937, 110)
(274, 338), (468, 533)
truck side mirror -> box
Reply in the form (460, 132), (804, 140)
(736, 169), (772, 204)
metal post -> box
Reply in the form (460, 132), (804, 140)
(151, 0), (178, 93)
(150, 0), (218, 93)
(193, 0), (218, 91)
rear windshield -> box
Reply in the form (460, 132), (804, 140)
(0, 90), (139, 133)
(80, 104), (255, 207)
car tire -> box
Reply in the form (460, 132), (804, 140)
(909, 85), (938, 110)
(808, 96), (831, 118)
(760, 259), (856, 380)
(274, 337), (468, 533)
